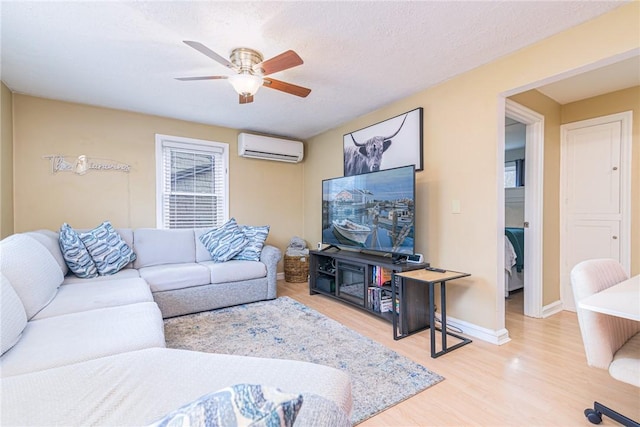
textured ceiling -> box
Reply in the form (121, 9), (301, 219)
(0, 1), (630, 140)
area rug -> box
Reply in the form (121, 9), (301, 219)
(164, 296), (443, 424)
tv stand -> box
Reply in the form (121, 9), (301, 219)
(309, 249), (428, 330)
(391, 253), (407, 264)
(320, 244), (341, 252)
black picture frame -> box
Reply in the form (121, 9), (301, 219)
(343, 107), (423, 177)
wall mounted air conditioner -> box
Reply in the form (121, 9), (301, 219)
(238, 133), (304, 163)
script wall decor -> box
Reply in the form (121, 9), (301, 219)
(44, 155), (131, 175)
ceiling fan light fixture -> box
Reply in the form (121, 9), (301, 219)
(228, 73), (263, 96)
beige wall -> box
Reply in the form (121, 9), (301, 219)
(1, 82), (14, 238)
(304, 3), (639, 332)
(12, 95), (304, 268)
(562, 86), (640, 276)
(508, 90), (562, 306)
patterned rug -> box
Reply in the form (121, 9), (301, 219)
(164, 296), (443, 424)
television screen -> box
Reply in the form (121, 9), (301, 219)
(322, 165), (415, 257)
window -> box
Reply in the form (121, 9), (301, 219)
(504, 159), (525, 188)
(155, 134), (228, 229)
(504, 161), (517, 188)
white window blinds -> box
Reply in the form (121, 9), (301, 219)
(156, 135), (228, 229)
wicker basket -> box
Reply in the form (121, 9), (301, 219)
(284, 254), (309, 283)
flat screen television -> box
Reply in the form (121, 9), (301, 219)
(321, 165), (415, 258)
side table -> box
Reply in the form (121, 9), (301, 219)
(392, 268), (471, 358)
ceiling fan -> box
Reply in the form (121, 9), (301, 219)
(176, 41), (311, 104)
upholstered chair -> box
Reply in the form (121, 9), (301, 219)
(571, 258), (640, 425)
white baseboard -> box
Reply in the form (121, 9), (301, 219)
(542, 300), (563, 318)
(445, 301), (562, 345)
(277, 272), (285, 281)
(443, 315), (511, 345)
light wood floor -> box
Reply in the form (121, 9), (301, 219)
(278, 281), (640, 426)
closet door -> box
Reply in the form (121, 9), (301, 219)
(560, 112), (631, 311)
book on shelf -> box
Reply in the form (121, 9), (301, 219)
(372, 266), (393, 287)
(368, 286), (393, 313)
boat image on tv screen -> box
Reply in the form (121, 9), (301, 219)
(322, 165), (415, 256)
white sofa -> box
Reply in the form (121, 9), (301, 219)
(48, 227), (282, 318)
(0, 230), (353, 426)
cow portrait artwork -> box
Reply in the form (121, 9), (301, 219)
(343, 114), (408, 177)
(343, 108), (423, 177)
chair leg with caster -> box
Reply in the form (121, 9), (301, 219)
(584, 402), (640, 427)
(585, 407), (602, 424)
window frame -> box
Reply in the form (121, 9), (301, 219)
(155, 134), (229, 229)
(504, 158), (524, 188)
(504, 161), (517, 188)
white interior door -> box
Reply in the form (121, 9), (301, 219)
(560, 112), (632, 311)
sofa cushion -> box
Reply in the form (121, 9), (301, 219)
(0, 274), (28, 356)
(32, 278), (153, 320)
(134, 229), (196, 268)
(233, 225), (270, 261)
(62, 268), (140, 285)
(194, 227), (213, 262)
(63, 267), (140, 285)
(0, 302), (165, 377)
(59, 223), (98, 278)
(25, 230), (68, 276)
(150, 384), (303, 427)
(79, 221), (136, 276)
(609, 332), (640, 387)
(0, 234), (64, 319)
(199, 218), (249, 263)
(0, 348), (353, 426)
(201, 260), (267, 285)
(139, 263), (211, 292)
(115, 228), (134, 249)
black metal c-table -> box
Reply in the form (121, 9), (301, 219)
(392, 268), (472, 358)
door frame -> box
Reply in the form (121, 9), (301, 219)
(559, 111), (632, 309)
(504, 99), (544, 318)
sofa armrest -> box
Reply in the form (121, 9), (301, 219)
(260, 245), (282, 299)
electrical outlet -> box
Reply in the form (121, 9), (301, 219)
(452, 199), (461, 214)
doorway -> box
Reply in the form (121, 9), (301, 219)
(504, 100), (544, 319)
(504, 117), (526, 308)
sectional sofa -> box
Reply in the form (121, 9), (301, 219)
(0, 228), (353, 426)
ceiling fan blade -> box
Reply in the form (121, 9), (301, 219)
(263, 78), (311, 98)
(256, 50), (303, 75)
(239, 94), (254, 104)
(175, 76), (228, 81)
(183, 41), (238, 71)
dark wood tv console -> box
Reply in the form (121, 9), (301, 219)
(308, 248), (428, 333)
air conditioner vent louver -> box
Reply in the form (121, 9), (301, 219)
(238, 133), (304, 163)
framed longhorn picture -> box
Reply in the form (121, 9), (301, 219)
(343, 107), (423, 177)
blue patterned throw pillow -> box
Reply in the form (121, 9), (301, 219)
(233, 225), (270, 261)
(200, 218), (249, 262)
(59, 223), (98, 279)
(149, 384), (303, 427)
(79, 221), (136, 276)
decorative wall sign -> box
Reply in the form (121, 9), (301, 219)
(43, 155), (131, 175)
(343, 107), (423, 177)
